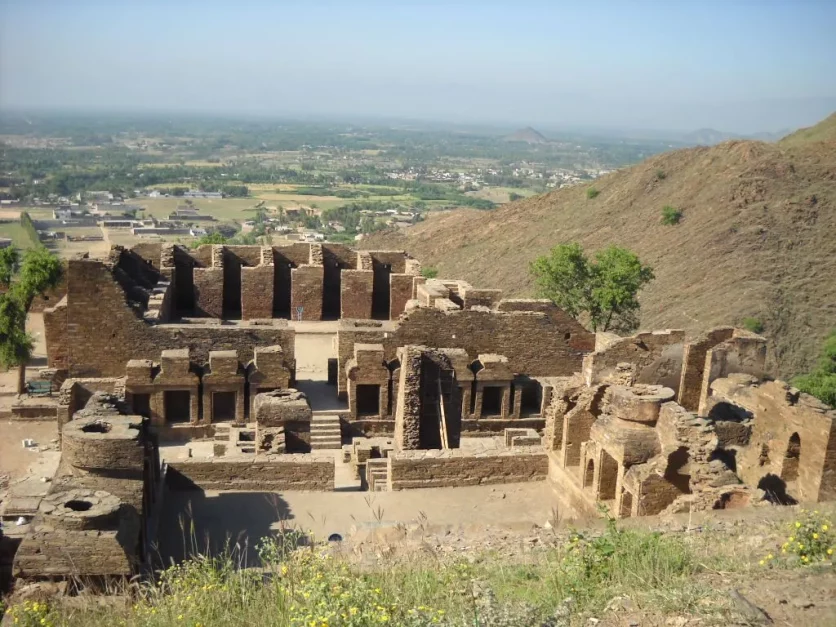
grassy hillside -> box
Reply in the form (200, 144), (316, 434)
(780, 112), (836, 146)
(365, 114), (836, 377)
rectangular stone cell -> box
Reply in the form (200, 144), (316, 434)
(212, 391), (237, 422)
(164, 390), (191, 423)
(356, 384), (380, 417)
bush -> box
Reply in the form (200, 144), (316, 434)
(508, 192), (523, 202)
(762, 509), (834, 567)
(661, 205), (683, 225)
(793, 330), (836, 407)
(586, 187), (600, 199)
(742, 317), (764, 333)
(421, 267), (439, 279)
(656, 169), (667, 180)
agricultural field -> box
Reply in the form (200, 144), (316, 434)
(0, 220), (38, 249)
(0, 113), (681, 247)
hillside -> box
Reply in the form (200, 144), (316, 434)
(780, 112), (836, 145)
(364, 115), (836, 377)
(505, 126), (548, 144)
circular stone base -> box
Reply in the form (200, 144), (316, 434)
(39, 489), (122, 530)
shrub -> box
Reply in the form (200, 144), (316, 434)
(586, 187), (600, 199)
(793, 330), (836, 407)
(762, 509), (834, 567)
(742, 317), (764, 333)
(661, 205), (683, 225)
(656, 169), (667, 180)
(508, 192), (523, 202)
(421, 267), (439, 279)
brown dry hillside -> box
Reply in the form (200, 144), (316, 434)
(364, 116), (836, 377)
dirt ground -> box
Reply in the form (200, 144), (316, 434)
(0, 421), (58, 485)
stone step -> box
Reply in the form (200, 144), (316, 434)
(309, 434), (342, 449)
(310, 426), (341, 436)
(311, 418), (341, 427)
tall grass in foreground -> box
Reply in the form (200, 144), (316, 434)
(6, 520), (727, 627)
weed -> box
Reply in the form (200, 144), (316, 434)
(586, 187), (600, 199)
(656, 169), (667, 180)
(742, 317), (764, 333)
(661, 205), (683, 225)
(764, 509), (835, 567)
(421, 267), (439, 279)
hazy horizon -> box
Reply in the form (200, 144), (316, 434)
(1, 0), (834, 135)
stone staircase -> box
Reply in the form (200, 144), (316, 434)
(309, 414), (342, 450)
(366, 458), (390, 492)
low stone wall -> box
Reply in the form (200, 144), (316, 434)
(167, 455), (335, 491)
(389, 447), (548, 490)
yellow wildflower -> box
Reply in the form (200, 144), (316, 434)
(822, 525), (829, 532)
(767, 554), (774, 559)
(796, 521), (802, 528)
(759, 560), (765, 566)
(814, 533), (819, 539)
(828, 548), (834, 555)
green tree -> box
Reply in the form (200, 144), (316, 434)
(0, 247), (63, 392)
(192, 232), (227, 247)
(792, 331), (836, 408)
(530, 243), (654, 332)
(0, 246), (20, 287)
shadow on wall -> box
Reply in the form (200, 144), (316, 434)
(152, 489), (303, 568)
(757, 473), (798, 506)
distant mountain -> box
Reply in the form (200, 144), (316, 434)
(364, 112), (836, 378)
(504, 127), (548, 144)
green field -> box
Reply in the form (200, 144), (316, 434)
(0, 221), (40, 249)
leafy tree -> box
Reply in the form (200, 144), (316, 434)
(0, 246), (20, 287)
(192, 232), (227, 247)
(792, 330), (836, 408)
(530, 243), (654, 332)
(0, 247), (63, 392)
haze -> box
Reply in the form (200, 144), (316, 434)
(1, 0), (834, 134)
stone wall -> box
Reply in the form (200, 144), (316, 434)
(677, 327), (735, 411)
(341, 270), (374, 319)
(47, 257), (295, 378)
(582, 330), (685, 392)
(337, 304), (593, 397)
(43, 296), (68, 369)
(291, 265), (324, 321)
(388, 447), (548, 489)
(707, 376), (836, 501)
(167, 456), (335, 491)
(241, 262), (275, 320)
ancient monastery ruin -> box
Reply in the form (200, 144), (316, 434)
(4, 242), (835, 582)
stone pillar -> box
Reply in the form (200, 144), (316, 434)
(290, 266), (323, 321)
(340, 270), (374, 319)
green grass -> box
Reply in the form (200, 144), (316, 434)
(0, 222), (40, 249)
(5, 519), (755, 627)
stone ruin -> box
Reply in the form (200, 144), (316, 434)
(2, 243), (833, 584)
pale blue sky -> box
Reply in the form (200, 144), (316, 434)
(1, 0), (834, 132)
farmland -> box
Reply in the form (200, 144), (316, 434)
(0, 113), (684, 248)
